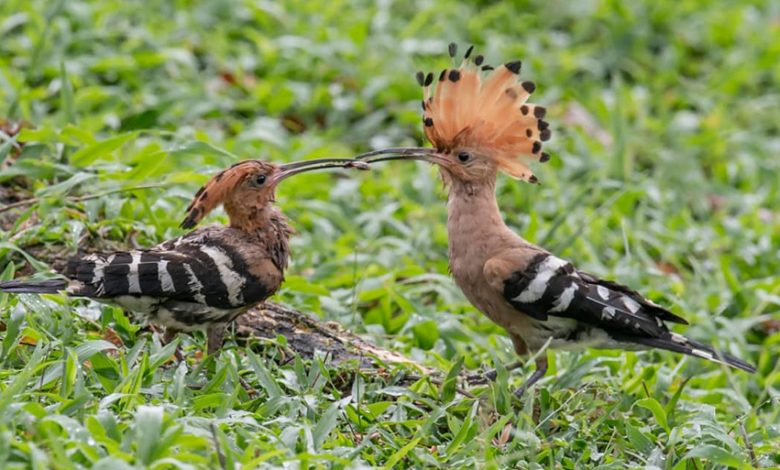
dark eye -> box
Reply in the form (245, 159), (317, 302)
(255, 174), (267, 186)
(457, 151), (471, 163)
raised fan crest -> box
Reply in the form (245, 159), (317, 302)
(419, 43), (551, 181)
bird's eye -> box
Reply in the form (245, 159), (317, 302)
(457, 151), (471, 163)
(254, 174), (267, 186)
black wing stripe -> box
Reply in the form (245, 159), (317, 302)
(65, 255), (97, 284)
(137, 253), (162, 294)
(165, 257), (195, 299)
(110, 252), (133, 265)
(102, 263), (130, 296)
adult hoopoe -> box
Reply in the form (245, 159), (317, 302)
(356, 43), (755, 397)
(1, 158), (369, 355)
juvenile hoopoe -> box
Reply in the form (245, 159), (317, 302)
(357, 44), (755, 396)
(1, 158), (369, 355)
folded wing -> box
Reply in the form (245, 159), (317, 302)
(484, 250), (755, 372)
(65, 231), (273, 309)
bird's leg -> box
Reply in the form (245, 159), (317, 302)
(204, 323), (252, 393)
(162, 327), (184, 362)
(513, 354), (548, 398)
(162, 327), (179, 344)
(466, 333), (528, 385)
(206, 324), (226, 356)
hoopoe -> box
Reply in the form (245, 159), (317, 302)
(1, 158), (369, 355)
(356, 44), (755, 397)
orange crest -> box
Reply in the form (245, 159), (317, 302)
(419, 44), (551, 181)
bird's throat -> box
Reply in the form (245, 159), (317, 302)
(227, 204), (274, 232)
(446, 179), (514, 275)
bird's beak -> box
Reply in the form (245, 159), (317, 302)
(352, 147), (451, 167)
(273, 158), (370, 184)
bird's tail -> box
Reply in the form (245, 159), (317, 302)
(0, 279), (68, 294)
(617, 332), (756, 373)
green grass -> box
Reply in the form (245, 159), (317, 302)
(1, 0), (779, 467)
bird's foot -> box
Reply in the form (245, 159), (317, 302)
(465, 361), (524, 385)
(466, 369), (498, 385)
(512, 383), (531, 398)
(511, 356), (549, 399)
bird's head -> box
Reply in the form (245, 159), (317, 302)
(180, 158), (369, 230)
(357, 43), (551, 187)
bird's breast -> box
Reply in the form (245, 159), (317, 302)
(449, 255), (524, 332)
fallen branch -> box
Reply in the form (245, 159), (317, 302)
(235, 302), (436, 374)
(234, 303), (476, 397)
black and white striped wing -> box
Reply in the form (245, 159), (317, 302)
(64, 238), (272, 310)
(497, 252), (756, 372)
(501, 253), (686, 338)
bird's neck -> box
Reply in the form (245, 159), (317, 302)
(227, 205), (293, 271)
(226, 201), (274, 231)
(446, 179), (522, 273)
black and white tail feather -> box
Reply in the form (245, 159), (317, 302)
(0, 278), (68, 294)
(503, 253), (755, 373)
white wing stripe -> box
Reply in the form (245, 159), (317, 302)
(670, 333), (688, 344)
(622, 296), (641, 313)
(596, 285), (610, 300)
(183, 263), (207, 304)
(602, 306), (616, 319)
(549, 283), (578, 313)
(127, 251), (142, 294)
(92, 254), (115, 285)
(158, 259), (175, 294)
(513, 256), (568, 303)
(199, 245), (246, 307)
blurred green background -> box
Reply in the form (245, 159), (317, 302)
(1, 0), (778, 468)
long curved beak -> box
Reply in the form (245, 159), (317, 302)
(273, 158), (370, 184)
(352, 147), (450, 166)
